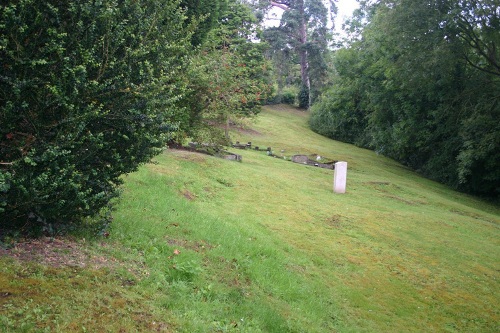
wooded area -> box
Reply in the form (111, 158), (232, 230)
(310, 0), (499, 198)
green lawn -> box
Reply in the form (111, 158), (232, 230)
(1, 104), (499, 332)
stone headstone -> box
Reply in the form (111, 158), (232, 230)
(224, 153), (242, 162)
(333, 161), (347, 194)
(291, 155), (309, 164)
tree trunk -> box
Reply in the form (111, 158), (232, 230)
(297, 0), (311, 108)
(269, 0), (311, 107)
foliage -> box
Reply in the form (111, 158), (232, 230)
(180, 0), (229, 46)
(310, 0), (500, 197)
(258, 0), (336, 108)
(182, 1), (273, 144)
(309, 47), (371, 146)
(298, 84), (310, 109)
(266, 84), (297, 105)
(281, 85), (298, 105)
(0, 0), (191, 231)
(262, 27), (300, 101)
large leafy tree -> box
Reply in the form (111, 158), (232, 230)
(0, 0), (191, 231)
(449, 0), (500, 77)
(310, 0), (499, 197)
(185, 0), (273, 144)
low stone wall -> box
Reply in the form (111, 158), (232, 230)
(178, 141), (337, 169)
(231, 141), (252, 149)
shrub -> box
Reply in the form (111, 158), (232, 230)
(0, 0), (189, 232)
(281, 86), (297, 105)
(298, 84), (309, 109)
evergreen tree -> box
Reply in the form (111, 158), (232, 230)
(0, 0), (191, 231)
(251, 0), (336, 108)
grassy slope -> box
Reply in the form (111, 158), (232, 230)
(1, 105), (499, 332)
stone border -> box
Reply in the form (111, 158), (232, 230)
(290, 155), (336, 170)
(169, 141), (337, 169)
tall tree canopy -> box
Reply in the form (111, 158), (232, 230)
(250, 0), (336, 108)
(180, 0), (229, 46)
(310, 0), (500, 198)
(182, 0), (273, 144)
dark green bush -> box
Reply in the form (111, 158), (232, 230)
(298, 84), (309, 109)
(281, 88), (296, 105)
(0, 0), (190, 232)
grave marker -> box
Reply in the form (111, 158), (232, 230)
(333, 161), (347, 193)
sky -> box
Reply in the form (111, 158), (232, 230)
(335, 0), (360, 22)
(264, 0), (360, 32)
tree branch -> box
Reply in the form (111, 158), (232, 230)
(271, 1), (289, 11)
(463, 54), (500, 77)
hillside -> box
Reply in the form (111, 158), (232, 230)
(1, 104), (499, 332)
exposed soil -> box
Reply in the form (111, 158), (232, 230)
(181, 189), (196, 201)
(229, 123), (262, 136)
(0, 237), (118, 269)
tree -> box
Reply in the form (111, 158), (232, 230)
(0, 0), (191, 232)
(448, 0), (500, 77)
(181, 0), (273, 145)
(180, 0), (229, 46)
(310, 0), (500, 198)
(309, 45), (371, 146)
(252, 0), (336, 108)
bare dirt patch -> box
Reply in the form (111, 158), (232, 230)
(229, 123), (262, 136)
(325, 214), (352, 229)
(169, 149), (209, 162)
(0, 237), (118, 269)
(181, 189), (196, 201)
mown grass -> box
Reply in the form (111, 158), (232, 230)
(1, 104), (499, 332)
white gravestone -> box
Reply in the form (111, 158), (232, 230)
(333, 161), (347, 193)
